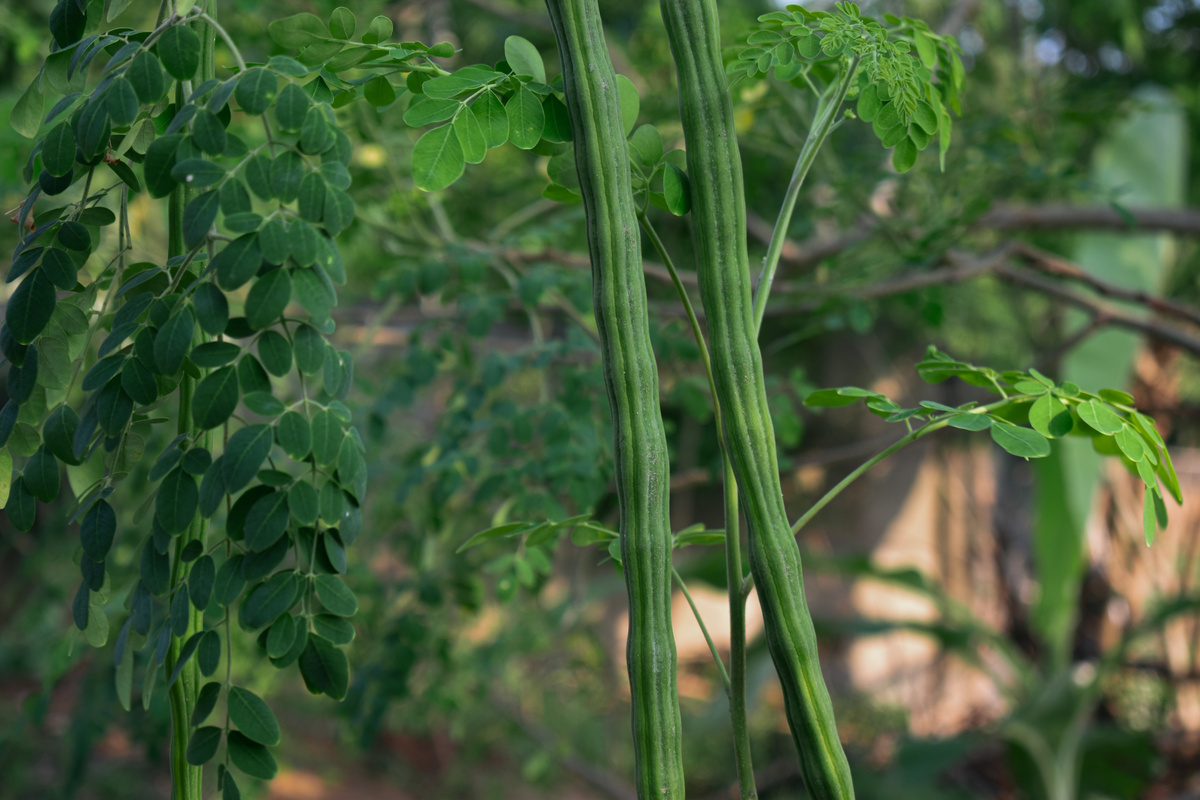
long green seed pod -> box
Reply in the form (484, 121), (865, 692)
(545, 1), (685, 796)
(659, 0), (854, 796)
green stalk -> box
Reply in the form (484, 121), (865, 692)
(639, 212), (757, 798)
(164, 8), (215, 799)
(545, 1), (685, 796)
(659, 0), (853, 795)
(751, 57), (859, 335)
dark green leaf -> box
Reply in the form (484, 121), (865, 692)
(78, 498), (116, 561)
(243, 391), (285, 417)
(364, 75), (396, 107)
(312, 614), (354, 644)
(258, 218), (290, 265)
(192, 109), (227, 155)
(23, 447), (60, 503)
(192, 284), (229, 335)
(256, 330), (292, 376)
(292, 325), (324, 374)
(266, 614), (296, 658)
(41, 248), (78, 290)
(892, 136), (918, 173)
(411, 125), (464, 192)
(6, 477), (35, 531)
(235, 69), (278, 115)
(154, 307), (195, 375)
(288, 221), (319, 267)
(990, 421), (1051, 459)
(473, 91), (508, 148)
(144, 134), (184, 198)
(41, 123), (76, 176)
(504, 35), (545, 83)
(298, 635), (348, 699)
(314, 574), (357, 616)
(8, 270), (56, 344)
(128, 52), (165, 104)
(310, 409), (342, 466)
(299, 106), (333, 154)
(192, 366), (239, 430)
(227, 731), (277, 780)
(186, 726), (222, 766)
(505, 87), (543, 150)
(43, 405), (80, 464)
(245, 269), (291, 330)
(292, 266), (335, 323)
(277, 412), (311, 460)
(241, 571), (299, 630)
(287, 481), (318, 526)
(273, 82), (309, 132)
(190, 554), (215, 609)
(158, 25), (201, 80)
(192, 681), (221, 725)
(190, 341), (241, 368)
(213, 555), (245, 606)
(245, 491), (289, 551)
(172, 158), (225, 189)
(223, 425), (274, 492)
(106, 77), (139, 127)
(297, 173), (326, 222)
(156, 468), (198, 534)
(214, 233), (262, 291)
(269, 151), (305, 203)
(227, 686), (281, 746)
(540, 94), (571, 143)
(362, 14), (392, 45)
(183, 190), (219, 249)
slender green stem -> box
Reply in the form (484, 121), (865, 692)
(751, 55), (860, 334)
(197, 12), (247, 73)
(722, 453), (756, 799)
(672, 567), (731, 693)
(637, 212), (716, 402)
(640, 192), (756, 799)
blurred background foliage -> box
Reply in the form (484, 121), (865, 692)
(3, 0), (1200, 798)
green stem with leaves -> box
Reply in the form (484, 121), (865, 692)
(752, 55), (860, 334)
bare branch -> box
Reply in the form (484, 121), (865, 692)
(977, 205), (1200, 236)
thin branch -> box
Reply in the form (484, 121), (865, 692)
(977, 204), (1200, 236)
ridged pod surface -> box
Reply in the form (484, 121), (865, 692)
(659, 0), (855, 796)
(544, 0), (685, 796)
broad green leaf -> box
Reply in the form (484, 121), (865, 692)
(245, 269), (292, 330)
(1077, 400), (1125, 435)
(8, 270), (56, 344)
(23, 448), (59, 502)
(454, 106), (487, 165)
(11, 80), (45, 138)
(269, 151), (305, 202)
(227, 731), (278, 780)
(128, 52), (165, 104)
(186, 726), (222, 766)
(267, 614), (296, 658)
(214, 233), (262, 290)
(245, 491), (289, 551)
(42, 123), (76, 176)
(192, 110), (228, 155)
(43, 406), (79, 464)
(505, 87), (543, 150)
(328, 7), (355, 39)
(298, 635), (349, 699)
(504, 35), (545, 84)
(227, 687), (281, 746)
(277, 412), (311, 460)
(990, 421), (1051, 459)
(235, 69), (279, 115)
(540, 94), (571, 143)
(292, 268), (335, 323)
(1029, 394), (1072, 438)
(857, 83), (881, 122)
(274, 82), (309, 132)
(913, 100), (938, 134)
(144, 134), (184, 198)
(292, 325), (325, 374)
(156, 468), (198, 534)
(257, 330), (292, 376)
(297, 172), (326, 222)
(662, 164), (691, 216)
(259, 218), (290, 265)
(154, 307), (195, 375)
(41, 248), (78, 290)
(158, 25), (201, 80)
(473, 91), (508, 148)
(241, 571), (300, 630)
(946, 413), (992, 431)
(314, 574), (357, 616)
(616, 74), (639, 137)
(403, 97), (460, 128)
(892, 136), (918, 173)
(192, 367), (239, 430)
(310, 409), (342, 466)
(106, 78), (139, 127)
(190, 555), (215, 608)
(190, 341), (240, 368)
(630, 125), (663, 166)
(312, 614), (354, 645)
(299, 106), (333, 154)
(1115, 425), (1146, 462)
(183, 191), (219, 249)
(457, 521), (532, 552)
(364, 75), (396, 107)
(361, 14), (392, 45)
(803, 388), (860, 408)
(287, 480), (319, 525)
(192, 681), (221, 725)
(412, 125), (465, 192)
(80, 499), (117, 561)
(223, 425), (274, 492)
(269, 13), (330, 49)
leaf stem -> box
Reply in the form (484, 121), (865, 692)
(752, 54), (860, 334)
(672, 567), (731, 693)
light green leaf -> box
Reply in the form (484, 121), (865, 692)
(473, 91), (508, 148)
(505, 86), (544, 150)
(12, 79), (45, 138)
(504, 35), (545, 84)
(1077, 399), (1125, 435)
(454, 106), (487, 165)
(990, 421), (1051, 459)
(662, 164), (691, 216)
(616, 74), (638, 137)
(1029, 394), (1072, 438)
(412, 125), (465, 192)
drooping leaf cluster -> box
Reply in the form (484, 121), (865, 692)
(805, 346), (1180, 545)
(0, 2), (444, 792)
(732, 2), (965, 172)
